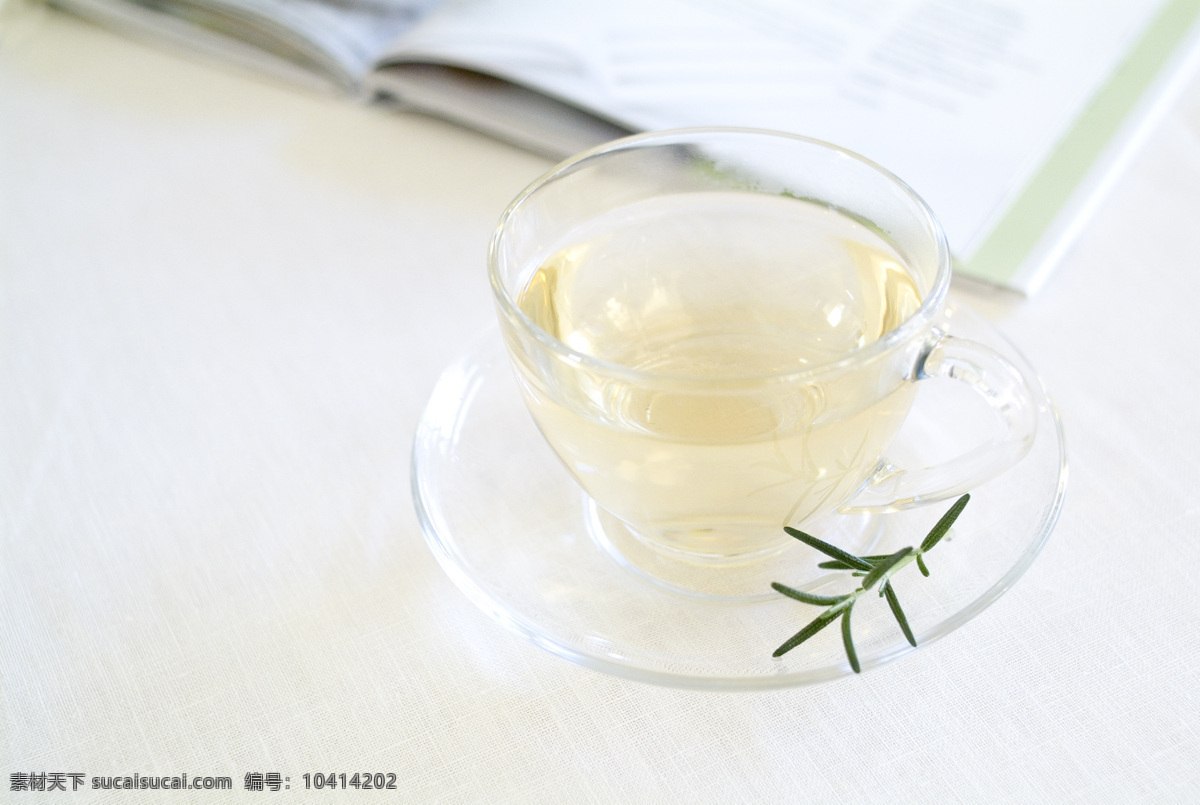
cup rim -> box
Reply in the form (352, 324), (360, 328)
(488, 126), (953, 387)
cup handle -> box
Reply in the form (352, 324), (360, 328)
(841, 331), (1038, 512)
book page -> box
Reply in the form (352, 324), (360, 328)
(210, 0), (434, 81)
(54, 0), (435, 88)
(382, 0), (1171, 276)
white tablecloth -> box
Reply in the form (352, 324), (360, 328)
(2, 6), (1198, 802)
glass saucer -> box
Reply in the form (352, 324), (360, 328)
(411, 301), (1066, 690)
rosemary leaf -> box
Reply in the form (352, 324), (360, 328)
(883, 582), (917, 647)
(772, 608), (840, 658)
(784, 526), (872, 571)
(919, 493), (970, 553)
(772, 496), (972, 670)
(861, 546), (912, 590)
(841, 605), (860, 673)
(770, 582), (849, 607)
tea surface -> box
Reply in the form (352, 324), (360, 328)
(515, 192), (924, 559)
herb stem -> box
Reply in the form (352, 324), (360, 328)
(771, 494), (970, 671)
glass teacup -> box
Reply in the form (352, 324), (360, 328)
(489, 129), (1036, 568)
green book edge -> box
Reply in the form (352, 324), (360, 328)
(961, 0), (1200, 287)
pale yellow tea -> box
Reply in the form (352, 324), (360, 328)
(515, 192), (923, 561)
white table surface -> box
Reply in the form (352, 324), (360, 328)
(3, 6), (1199, 802)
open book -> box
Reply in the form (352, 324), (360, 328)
(50, 0), (1200, 292)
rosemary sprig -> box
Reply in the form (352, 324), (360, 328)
(771, 494), (970, 673)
